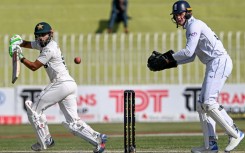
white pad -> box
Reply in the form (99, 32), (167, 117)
(205, 107), (238, 139)
(62, 121), (99, 146)
(25, 100), (51, 150)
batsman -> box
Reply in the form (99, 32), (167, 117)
(8, 22), (107, 152)
(147, 1), (244, 153)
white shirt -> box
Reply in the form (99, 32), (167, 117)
(173, 16), (227, 64)
(31, 40), (74, 82)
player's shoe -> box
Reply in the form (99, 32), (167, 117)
(225, 129), (244, 152)
(191, 141), (218, 153)
(93, 134), (107, 153)
(31, 137), (55, 151)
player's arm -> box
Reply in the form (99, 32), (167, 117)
(9, 35), (43, 71)
(20, 40), (32, 49)
(9, 35), (33, 58)
(176, 53), (196, 65)
(21, 58), (43, 71)
(22, 48), (52, 71)
(173, 23), (201, 61)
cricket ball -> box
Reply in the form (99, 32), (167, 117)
(74, 57), (81, 64)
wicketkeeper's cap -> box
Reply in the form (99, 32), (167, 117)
(34, 22), (52, 35)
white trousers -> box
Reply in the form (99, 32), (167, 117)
(198, 54), (234, 138)
(32, 80), (79, 123)
(29, 80), (100, 148)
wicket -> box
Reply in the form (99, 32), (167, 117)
(124, 90), (136, 153)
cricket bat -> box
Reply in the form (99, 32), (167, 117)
(12, 51), (20, 84)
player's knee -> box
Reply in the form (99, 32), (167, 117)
(25, 100), (47, 128)
(39, 114), (47, 124)
(202, 103), (220, 112)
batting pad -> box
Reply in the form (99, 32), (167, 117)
(25, 101), (51, 150)
(62, 121), (98, 146)
(208, 108), (238, 139)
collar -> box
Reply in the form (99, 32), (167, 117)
(183, 16), (195, 29)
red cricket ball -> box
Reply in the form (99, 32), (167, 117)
(74, 57), (81, 64)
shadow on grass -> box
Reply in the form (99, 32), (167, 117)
(95, 16), (132, 34)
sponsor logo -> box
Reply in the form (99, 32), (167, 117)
(77, 94), (96, 106)
(218, 92), (245, 105)
(77, 94), (96, 115)
(109, 90), (169, 113)
(183, 87), (201, 112)
(20, 89), (42, 111)
(188, 32), (197, 38)
(183, 87), (245, 117)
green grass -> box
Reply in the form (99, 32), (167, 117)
(1, 0), (245, 35)
(0, 121), (245, 152)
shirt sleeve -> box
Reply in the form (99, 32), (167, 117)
(31, 41), (41, 50)
(173, 21), (201, 62)
(177, 53), (196, 65)
(37, 48), (52, 65)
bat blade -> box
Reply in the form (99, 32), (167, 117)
(12, 51), (20, 84)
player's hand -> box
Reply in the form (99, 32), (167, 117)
(9, 34), (23, 57)
(10, 34), (23, 46)
(9, 44), (19, 57)
(9, 45), (24, 60)
(147, 51), (166, 71)
(147, 50), (177, 71)
(15, 45), (24, 60)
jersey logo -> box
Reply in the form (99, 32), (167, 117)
(188, 32), (197, 38)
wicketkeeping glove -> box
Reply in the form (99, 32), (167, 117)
(9, 34), (23, 57)
(147, 50), (177, 71)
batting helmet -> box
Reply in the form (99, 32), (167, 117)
(34, 22), (52, 35)
(34, 22), (53, 47)
(171, 1), (192, 17)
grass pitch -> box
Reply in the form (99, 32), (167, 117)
(0, 121), (245, 152)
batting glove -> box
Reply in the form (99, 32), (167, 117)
(10, 45), (24, 60)
(15, 46), (24, 60)
(9, 34), (23, 57)
(9, 44), (18, 57)
(10, 34), (23, 45)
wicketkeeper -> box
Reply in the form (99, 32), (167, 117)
(147, 1), (244, 153)
(9, 22), (107, 153)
